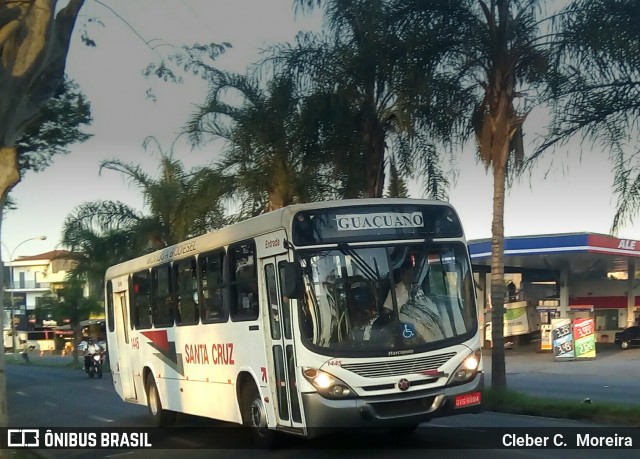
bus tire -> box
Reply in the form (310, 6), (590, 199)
(146, 374), (177, 427)
(241, 383), (276, 448)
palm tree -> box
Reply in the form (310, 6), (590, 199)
(99, 136), (228, 246)
(392, 0), (555, 390)
(274, 0), (453, 200)
(184, 72), (335, 215)
(61, 139), (229, 293)
(545, 0), (640, 234)
(61, 207), (140, 294)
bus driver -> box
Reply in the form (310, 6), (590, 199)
(383, 258), (444, 343)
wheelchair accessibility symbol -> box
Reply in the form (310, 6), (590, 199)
(402, 323), (416, 339)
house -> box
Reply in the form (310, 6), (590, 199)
(4, 250), (82, 331)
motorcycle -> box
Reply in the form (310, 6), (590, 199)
(85, 352), (105, 379)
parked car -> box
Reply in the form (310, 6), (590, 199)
(614, 326), (640, 349)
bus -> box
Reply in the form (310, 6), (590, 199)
(104, 198), (483, 442)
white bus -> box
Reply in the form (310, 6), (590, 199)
(104, 199), (483, 442)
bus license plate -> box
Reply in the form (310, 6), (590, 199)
(454, 392), (481, 408)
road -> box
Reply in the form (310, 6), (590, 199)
(484, 343), (640, 405)
(5, 358), (640, 458)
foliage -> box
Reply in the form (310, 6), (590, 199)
(0, 0), (86, 428)
(62, 137), (229, 290)
(61, 215), (139, 295)
(36, 280), (101, 328)
(385, 157), (409, 198)
(546, 0), (640, 233)
(389, 0), (556, 391)
(185, 72), (336, 215)
(142, 42), (231, 102)
(271, 0), (453, 199)
(98, 137), (228, 246)
(16, 78), (92, 176)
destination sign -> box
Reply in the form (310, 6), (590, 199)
(335, 212), (424, 231)
(292, 204), (463, 246)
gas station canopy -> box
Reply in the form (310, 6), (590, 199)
(469, 232), (640, 276)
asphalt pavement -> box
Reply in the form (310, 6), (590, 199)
(5, 351), (85, 369)
(483, 342), (640, 380)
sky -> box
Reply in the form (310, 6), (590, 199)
(1, 0), (637, 260)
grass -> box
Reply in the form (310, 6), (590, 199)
(483, 388), (640, 425)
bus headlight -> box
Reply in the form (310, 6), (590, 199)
(449, 350), (482, 385)
(303, 368), (355, 399)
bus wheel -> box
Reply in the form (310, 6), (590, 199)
(241, 384), (276, 448)
(146, 374), (177, 427)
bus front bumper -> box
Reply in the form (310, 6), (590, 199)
(301, 372), (483, 434)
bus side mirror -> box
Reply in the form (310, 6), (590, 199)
(282, 262), (304, 300)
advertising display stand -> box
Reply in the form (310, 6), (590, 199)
(552, 318), (575, 361)
(551, 317), (597, 361)
(573, 318), (596, 359)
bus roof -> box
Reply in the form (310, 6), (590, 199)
(104, 198), (456, 279)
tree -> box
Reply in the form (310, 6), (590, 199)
(0, 0), (86, 428)
(16, 77), (92, 177)
(38, 279), (101, 366)
(545, 0), (640, 233)
(0, 1), (85, 199)
(63, 138), (228, 262)
(1, 76), (91, 216)
(274, 0), (453, 199)
(394, 0), (555, 390)
(61, 214), (138, 296)
(1, 76), (92, 215)
(185, 72), (335, 215)
(385, 156), (409, 198)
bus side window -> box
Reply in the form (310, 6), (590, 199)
(152, 263), (174, 328)
(230, 241), (258, 321)
(106, 280), (115, 333)
(199, 250), (228, 323)
(131, 270), (152, 330)
(174, 257), (199, 326)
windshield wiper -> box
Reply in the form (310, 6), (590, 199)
(337, 243), (381, 282)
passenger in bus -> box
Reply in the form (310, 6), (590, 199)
(384, 259), (444, 342)
(349, 285), (378, 341)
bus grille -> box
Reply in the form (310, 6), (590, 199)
(341, 352), (457, 378)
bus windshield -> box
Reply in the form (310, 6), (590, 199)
(297, 242), (477, 356)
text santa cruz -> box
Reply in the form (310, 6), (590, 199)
(184, 343), (235, 365)
(335, 212), (424, 231)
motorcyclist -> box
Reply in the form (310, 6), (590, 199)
(83, 336), (104, 371)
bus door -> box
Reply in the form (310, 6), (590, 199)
(114, 291), (136, 400)
(262, 255), (304, 429)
